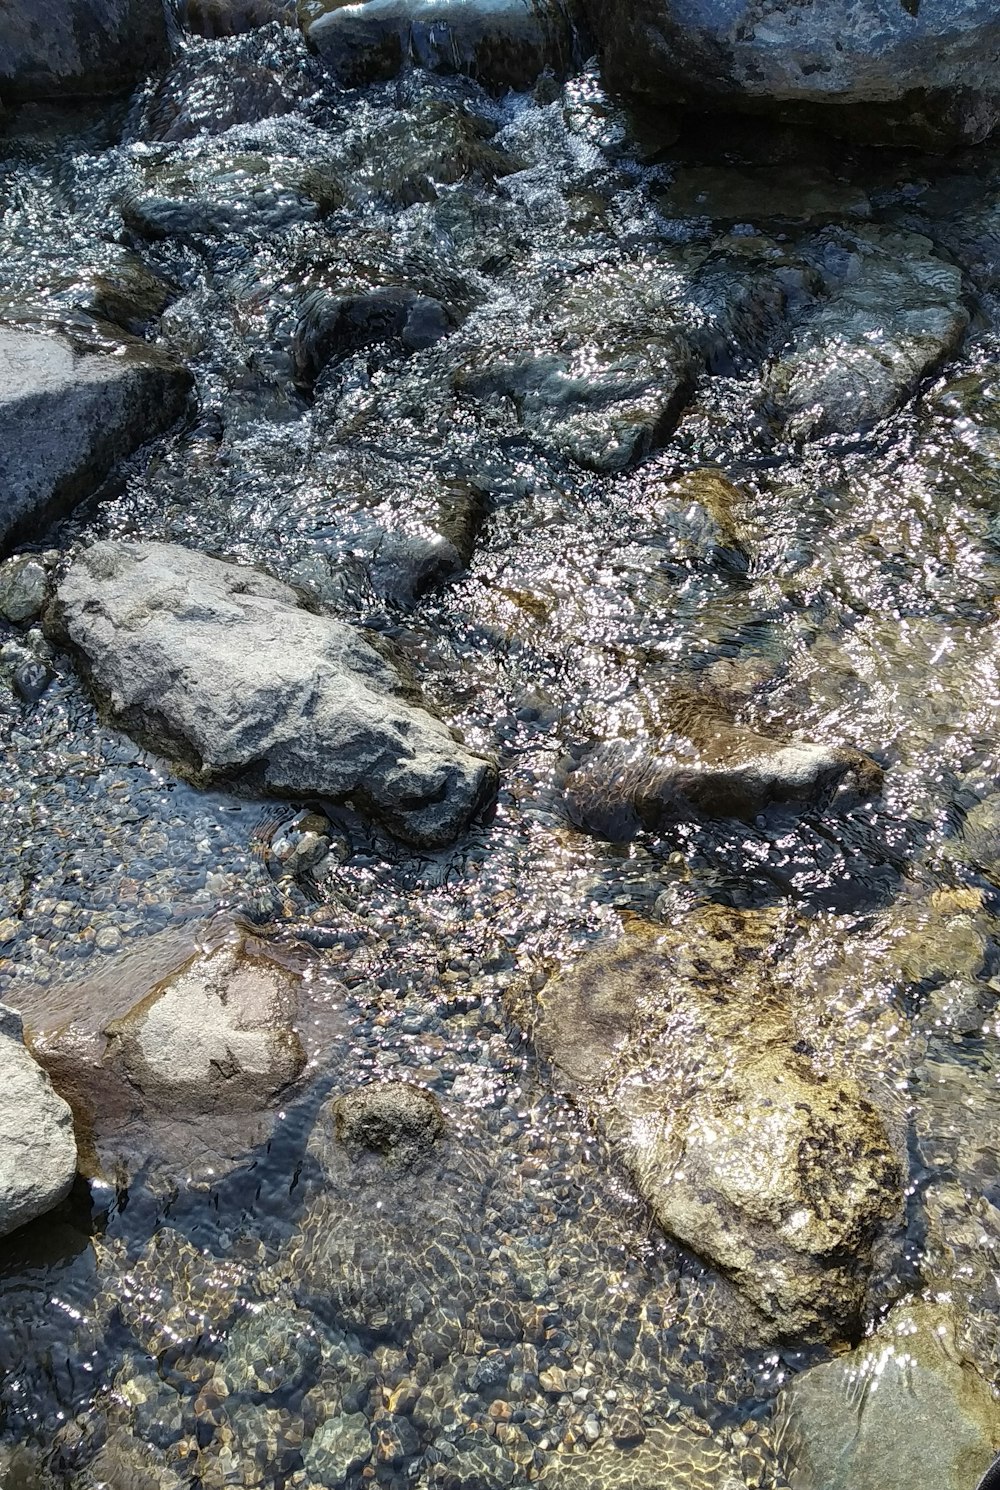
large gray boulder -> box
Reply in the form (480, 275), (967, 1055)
(775, 1301), (1000, 1490)
(0, 329), (192, 555)
(531, 906), (903, 1342)
(298, 0), (578, 91)
(49, 541), (496, 846)
(583, 0), (1000, 148)
(0, 0), (169, 103)
(0, 1005), (77, 1238)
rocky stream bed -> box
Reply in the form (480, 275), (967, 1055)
(4, 2), (1000, 1488)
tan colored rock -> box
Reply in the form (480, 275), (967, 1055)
(533, 906), (903, 1342)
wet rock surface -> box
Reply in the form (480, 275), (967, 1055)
(532, 908), (904, 1342)
(0, 1004), (77, 1238)
(564, 694), (882, 838)
(775, 1301), (1000, 1490)
(50, 541), (497, 845)
(0, 0), (169, 103)
(583, 0), (1000, 147)
(298, 0), (580, 91)
(0, 329), (192, 554)
(766, 228), (969, 441)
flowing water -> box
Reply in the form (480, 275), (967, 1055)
(3, 19), (1000, 1488)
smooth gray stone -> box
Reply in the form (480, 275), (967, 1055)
(0, 329), (192, 555)
(50, 541), (497, 846)
(0, 1002), (77, 1239)
(776, 1301), (1000, 1490)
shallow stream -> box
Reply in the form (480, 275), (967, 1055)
(4, 20), (1000, 1488)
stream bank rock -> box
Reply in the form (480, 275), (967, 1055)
(564, 696), (881, 839)
(298, 0), (578, 91)
(0, 329), (192, 555)
(50, 541), (496, 846)
(0, 0), (169, 102)
(775, 1301), (1000, 1490)
(582, 0), (1000, 149)
(0, 1004), (77, 1238)
(532, 908), (903, 1342)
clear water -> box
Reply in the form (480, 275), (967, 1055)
(2, 22), (1000, 1487)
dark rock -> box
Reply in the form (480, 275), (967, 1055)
(13, 659), (53, 702)
(582, 0), (1000, 149)
(0, 0), (169, 103)
(298, 0), (579, 92)
(563, 694), (882, 839)
(532, 906), (904, 1342)
(332, 1082), (445, 1159)
(50, 541), (497, 846)
(0, 328), (192, 554)
(293, 286), (456, 394)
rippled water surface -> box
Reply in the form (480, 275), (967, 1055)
(4, 20), (1000, 1487)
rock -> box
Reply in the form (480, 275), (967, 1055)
(563, 694), (882, 839)
(0, 0), (169, 103)
(0, 555), (50, 623)
(0, 329), (192, 555)
(298, 0), (579, 92)
(179, 0), (295, 36)
(532, 908), (903, 1341)
(582, 0), (1000, 149)
(303, 1411), (372, 1484)
(775, 1301), (1000, 1490)
(333, 1082), (445, 1159)
(445, 240), (802, 471)
(49, 541), (496, 845)
(121, 156), (345, 243)
(766, 229), (968, 442)
(105, 942), (306, 1114)
(0, 1002), (77, 1238)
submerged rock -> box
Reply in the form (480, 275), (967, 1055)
(298, 0), (579, 92)
(532, 908), (903, 1341)
(582, 0), (1000, 149)
(0, 329), (192, 554)
(0, 0), (169, 103)
(766, 228), (968, 442)
(105, 943), (305, 1114)
(50, 541), (496, 845)
(332, 1082), (445, 1160)
(775, 1301), (1000, 1490)
(0, 1004), (77, 1238)
(564, 695), (881, 839)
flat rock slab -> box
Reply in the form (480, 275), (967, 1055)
(0, 0), (168, 101)
(51, 541), (496, 845)
(0, 1004), (77, 1239)
(298, 0), (578, 91)
(531, 907), (903, 1342)
(0, 329), (192, 554)
(776, 1301), (1000, 1490)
